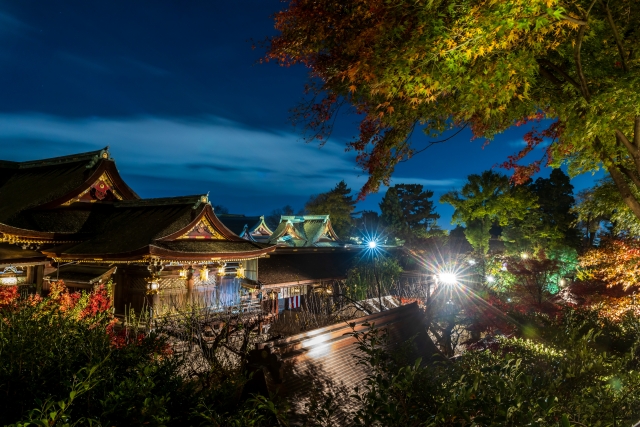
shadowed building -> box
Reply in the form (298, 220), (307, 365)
(258, 250), (361, 313)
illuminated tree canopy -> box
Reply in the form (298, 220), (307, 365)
(267, 0), (640, 220)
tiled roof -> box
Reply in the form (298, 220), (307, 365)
(45, 264), (116, 285)
(43, 199), (275, 261)
(0, 147), (138, 224)
(268, 215), (341, 247)
(0, 243), (47, 265)
(154, 240), (272, 254)
(51, 197), (200, 256)
(250, 303), (440, 424)
(6, 204), (112, 234)
(258, 250), (362, 286)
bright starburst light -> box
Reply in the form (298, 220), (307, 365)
(438, 272), (458, 285)
(368, 240), (377, 249)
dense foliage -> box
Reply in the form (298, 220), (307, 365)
(341, 311), (640, 427)
(573, 177), (640, 239)
(380, 184), (443, 242)
(0, 282), (282, 427)
(502, 169), (580, 253)
(441, 170), (535, 254)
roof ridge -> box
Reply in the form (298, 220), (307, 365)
(115, 194), (208, 208)
(7, 147), (111, 169)
(281, 215), (330, 222)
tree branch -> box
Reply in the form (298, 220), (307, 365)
(574, 25), (591, 101)
(615, 129), (637, 154)
(634, 116), (640, 148)
(601, 0), (629, 72)
(537, 64), (564, 86)
(537, 59), (582, 91)
(597, 137), (640, 219)
(614, 127), (640, 174)
(618, 164), (640, 191)
(560, 14), (588, 25)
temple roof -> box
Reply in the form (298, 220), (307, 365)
(218, 214), (273, 242)
(43, 196), (275, 261)
(0, 147), (139, 226)
(258, 250), (360, 286)
(45, 264), (117, 286)
(268, 215), (341, 247)
(0, 242), (47, 266)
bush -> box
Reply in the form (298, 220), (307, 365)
(0, 282), (283, 426)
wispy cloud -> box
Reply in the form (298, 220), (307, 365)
(0, 11), (31, 36)
(0, 114), (467, 216)
(0, 114), (368, 211)
(387, 177), (463, 188)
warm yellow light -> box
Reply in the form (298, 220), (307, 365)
(236, 263), (245, 279)
(146, 280), (160, 294)
(217, 264), (226, 276)
(521, 252), (529, 259)
(200, 267), (209, 281)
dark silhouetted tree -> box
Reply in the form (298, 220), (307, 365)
(305, 180), (356, 238)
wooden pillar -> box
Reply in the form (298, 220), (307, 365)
(185, 265), (194, 304)
(35, 265), (44, 295)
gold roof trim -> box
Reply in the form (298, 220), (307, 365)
(61, 172), (124, 206)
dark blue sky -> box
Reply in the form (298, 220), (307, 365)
(0, 1), (602, 228)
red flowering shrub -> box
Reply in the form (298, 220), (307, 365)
(80, 284), (111, 319)
(0, 285), (18, 308)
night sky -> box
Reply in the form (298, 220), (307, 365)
(0, 1), (603, 228)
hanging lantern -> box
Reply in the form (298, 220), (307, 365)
(200, 266), (209, 282)
(236, 263), (245, 279)
(146, 277), (160, 294)
(179, 268), (188, 279)
(217, 263), (226, 276)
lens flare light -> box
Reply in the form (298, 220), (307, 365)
(438, 272), (458, 285)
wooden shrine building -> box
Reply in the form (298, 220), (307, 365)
(0, 148), (275, 315)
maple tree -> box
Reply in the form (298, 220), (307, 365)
(579, 237), (640, 290)
(573, 176), (640, 239)
(267, 0), (640, 222)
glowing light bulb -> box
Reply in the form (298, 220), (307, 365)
(367, 240), (377, 249)
(486, 275), (495, 283)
